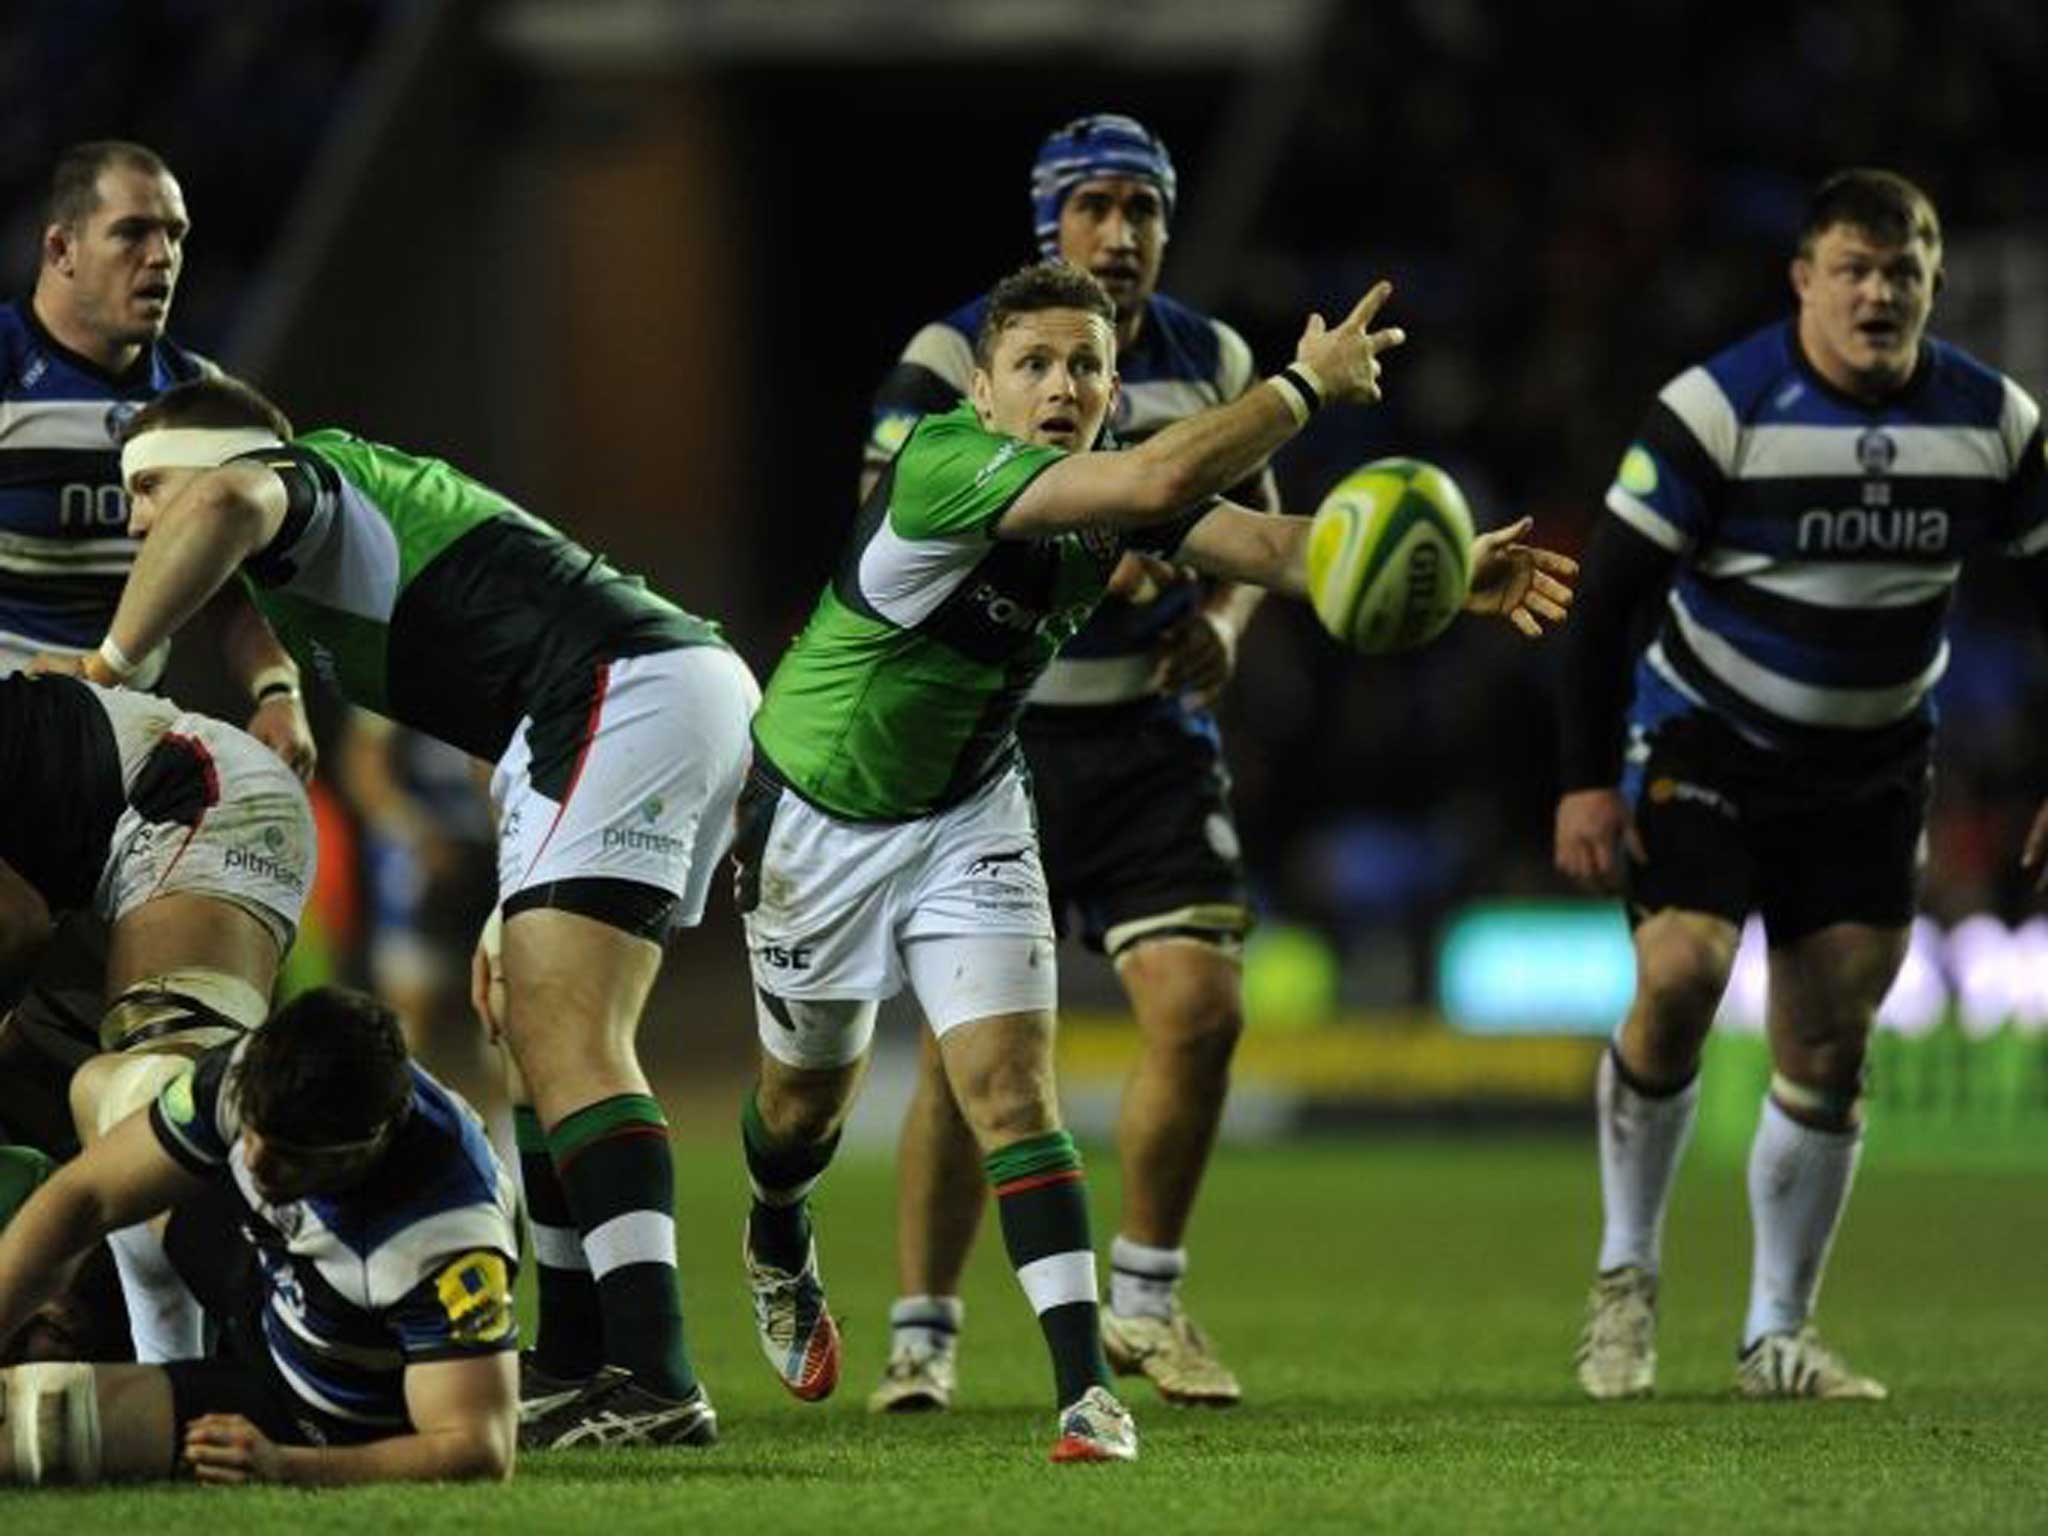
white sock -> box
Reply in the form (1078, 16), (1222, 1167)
(1108, 1235), (1186, 1320)
(108, 1222), (204, 1363)
(1743, 1095), (1861, 1348)
(1595, 1045), (1700, 1275)
(888, 1294), (963, 1356)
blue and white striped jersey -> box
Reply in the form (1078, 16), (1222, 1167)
(1606, 320), (2048, 757)
(150, 1042), (520, 1443)
(0, 300), (209, 680)
(866, 289), (1259, 710)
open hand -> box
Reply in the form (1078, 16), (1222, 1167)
(1465, 517), (1577, 638)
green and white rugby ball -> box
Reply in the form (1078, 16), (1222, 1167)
(1305, 457), (1475, 653)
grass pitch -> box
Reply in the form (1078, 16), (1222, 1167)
(8, 1134), (2043, 1533)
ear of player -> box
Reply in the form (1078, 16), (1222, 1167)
(1307, 458), (1577, 653)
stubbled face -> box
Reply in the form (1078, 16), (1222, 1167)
(122, 459), (202, 535)
(1056, 176), (1166, 318)
(969, 307), (1118, 450)
(1793, 222), (1939, 399)
(46, 164), (189, 362)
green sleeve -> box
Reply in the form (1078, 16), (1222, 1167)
(890, 409), (1065, 539)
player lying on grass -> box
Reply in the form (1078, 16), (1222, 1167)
(33, 375), (760, 1449)
(731, 259), (1574, 1463)
(0, 987), (519, 1486)
(0, 671), (313, 1365)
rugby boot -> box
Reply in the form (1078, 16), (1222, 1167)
(1576, 1265), (1657, 1399)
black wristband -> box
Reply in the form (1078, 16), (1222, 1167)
(1278, 365), (1323, 415)
(254, 679), (300, 704)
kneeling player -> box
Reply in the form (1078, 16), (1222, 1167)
(0, 671), (313, 1362)
(0, 987), (519, 1485)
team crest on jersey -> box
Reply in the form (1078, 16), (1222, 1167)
(1856, 428), (1897, 476)
(104, 400), (142, 441)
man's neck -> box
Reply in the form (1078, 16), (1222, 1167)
(30, 284), (139, 375)
(1795, 317), (1913, 406)
(1116, 301), (1147, 353)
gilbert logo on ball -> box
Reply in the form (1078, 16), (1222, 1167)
(1305, 457), (1475, 653)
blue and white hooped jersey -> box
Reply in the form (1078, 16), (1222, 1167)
(150, 1043), (520, 1442)
(1608, 320), (2048, 758)
(866, 289), (1258, 711)
(0, 300), (209, 679)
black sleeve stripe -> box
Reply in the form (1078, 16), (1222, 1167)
(232, 450), (325, 586)
(1555, 515), (1680, 789)
(1638, 400), (1727, 499)
(148, 1099), (222, 1176)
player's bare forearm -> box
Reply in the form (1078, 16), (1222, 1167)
(269, 1420), (513, 1485)
(1176, 503), (1310, 600)
(0, 854), (54, 1006)
(0, 1110), (206, 1340)
(109, 477), (274, 666)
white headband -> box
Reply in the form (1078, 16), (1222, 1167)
(120, 427), (286, 489)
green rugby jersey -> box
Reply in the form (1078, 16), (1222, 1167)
(754, 402), (1201, 820)
(237, 431), (722, 760)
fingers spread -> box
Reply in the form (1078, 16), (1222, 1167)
(1345, 281), (1393, 330)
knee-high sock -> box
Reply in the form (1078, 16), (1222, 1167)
(740, 1091), (837, 1273)
(987, 1130), (1110, 1407)
(516, 1105), (602, 1380)
(549, 1094), (695, 1398)
(108, 1221), (203, 1363)
(1744, 1095), (1861, 1346)
(1595, 1044), (1700, 1274)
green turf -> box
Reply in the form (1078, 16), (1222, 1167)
(9, 1136), (2044, 1533)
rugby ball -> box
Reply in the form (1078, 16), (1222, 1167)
(1305, 457), (1474, 653)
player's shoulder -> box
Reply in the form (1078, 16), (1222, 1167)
(1132, 290), (1228, 382)
(155, 335), (216, 384)
(1917, 333), (2026, 427)
(1690, 320), (1802, 422)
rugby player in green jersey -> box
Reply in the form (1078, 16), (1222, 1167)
(733, 260), (1573, 1462)
(35, 376), (758, 1450)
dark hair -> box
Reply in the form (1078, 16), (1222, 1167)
(973, 260), (1117, 368)
(123, 375), (295, 443)
(234, 987), (412, 1147)
(46, 140), (172, 234)
(1797, 169), (1941, 259)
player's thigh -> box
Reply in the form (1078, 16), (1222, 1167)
(1115, 937), (1245, 1049)
(1023, 706), (1252, 957)
(493, 645), (756, 937)
(1624, 718), (1758, 933)
(104, 717), (313, 966)
(498, 906), (663, 1076)
(1755, 755), (1930, 953)
(1766, 922), (1912, 1044)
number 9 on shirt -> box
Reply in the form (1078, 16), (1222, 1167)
(1305, 457), (1474, 654)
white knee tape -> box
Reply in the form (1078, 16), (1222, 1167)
(3, 1363), (102, 1485)
(754, 990), (877, 1069)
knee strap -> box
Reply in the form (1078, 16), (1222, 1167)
(1769, 1070), (1863, 1129)
(3, 1363), (102, 1485)
(100, 969), (268, 1055)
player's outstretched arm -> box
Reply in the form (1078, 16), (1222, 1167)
(187, 1352), (516, 1486)
(996, 284), (1406, 539)
(0, 1109), (206, 1345)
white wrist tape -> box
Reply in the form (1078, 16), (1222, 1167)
(95, 635), (138, 682)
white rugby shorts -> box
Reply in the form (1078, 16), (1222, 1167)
(492, 645), (760, 928)
(93, 687), (315, 953)
(741, 765), (1059, 1062)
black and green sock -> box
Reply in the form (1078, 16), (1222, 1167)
(548, 1093), (695, 1399)
(987, 1129), (1111, 1407)
(740, 1089), (838, 1273)
(516, 1105), (604, 1380)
